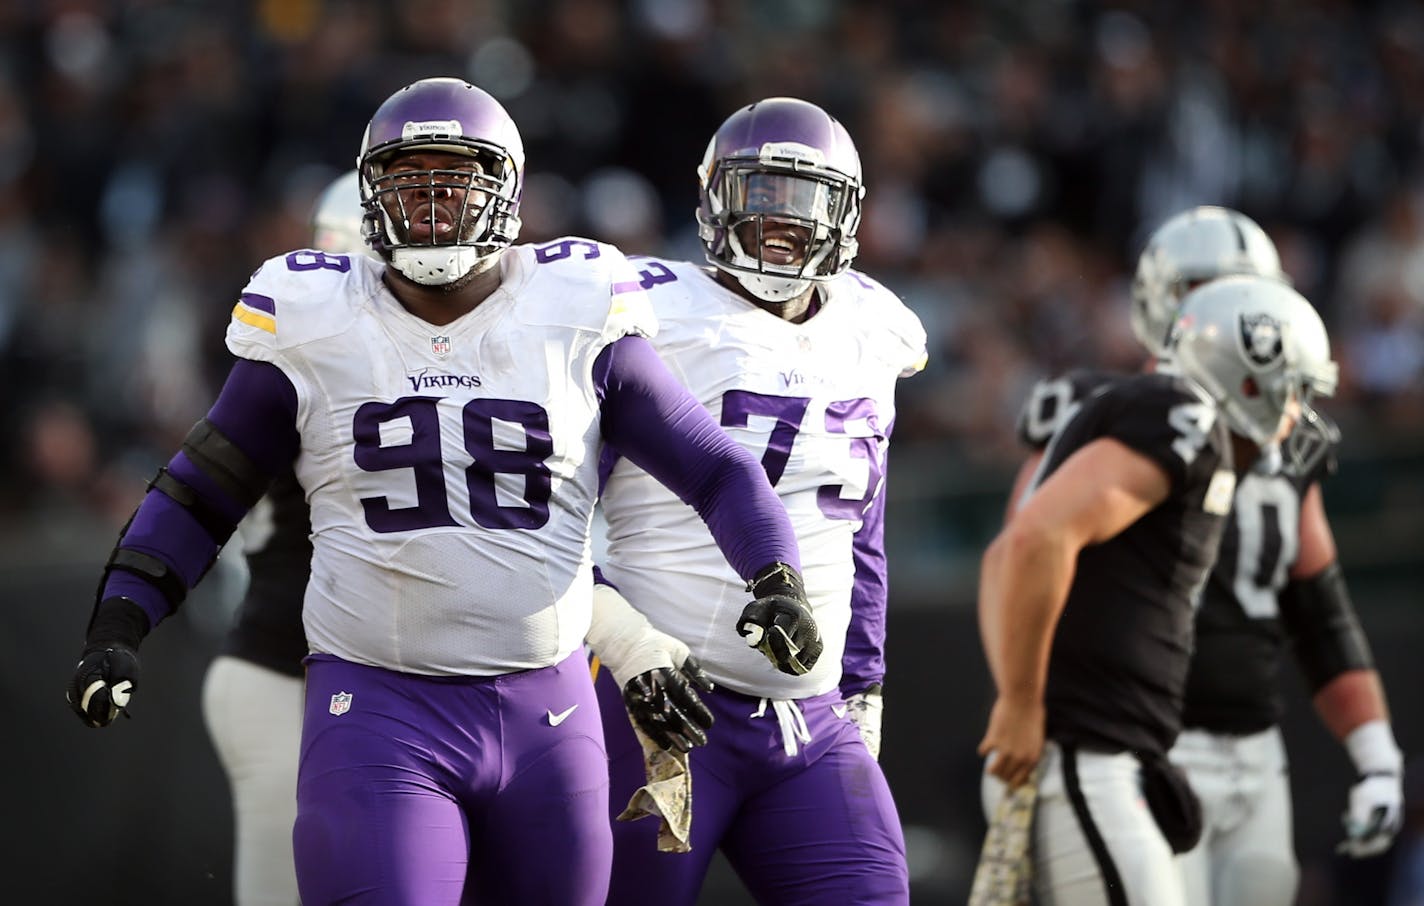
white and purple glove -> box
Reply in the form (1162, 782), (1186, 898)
(844, 684), (884, 760)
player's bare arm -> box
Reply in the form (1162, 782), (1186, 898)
(978, 437), (1172, 787)
(1002, 450), (1044, 524)
(1292, 483), (1338, 577)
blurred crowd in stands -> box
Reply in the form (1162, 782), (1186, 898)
(4, 0), (1424, 534)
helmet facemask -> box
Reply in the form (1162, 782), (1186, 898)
(698, 151), (861, 303)
(364, 145), (521, 286)
(1281, 403), (1341, 478)
(361, 142), (522, 287)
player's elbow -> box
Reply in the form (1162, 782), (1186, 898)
(985, 516), (1069, 577)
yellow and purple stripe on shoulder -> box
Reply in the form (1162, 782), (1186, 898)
(232, 292), (276, 334)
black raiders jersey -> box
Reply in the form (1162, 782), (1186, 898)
(221, 467), (311, 677)
(1026, 372), (1235, 757)
(1015, 367), (1123, 449)
(1181, 444), (1337, 733)
(1017, 370), (1343, 738)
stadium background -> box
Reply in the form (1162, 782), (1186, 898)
(2, 1), (1423, 903)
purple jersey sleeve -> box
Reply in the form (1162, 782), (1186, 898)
(103, 359), (300, 629)
(594, 334), (800, 577)
(841, 440), (892, 696)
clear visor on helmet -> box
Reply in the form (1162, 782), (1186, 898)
(733, 170), (841, 223)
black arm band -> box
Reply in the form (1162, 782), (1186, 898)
(88, 494), (200, 626)
(149, 467), (240, 545)
(180, 418), (270, 510)
(84, 596), (151, 650)
(105, 547), (189, 611)
(1279, 561), (1375, 692)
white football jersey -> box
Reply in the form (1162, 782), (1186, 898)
(600, 259), (927, 698)
(226, 239), (655, 675)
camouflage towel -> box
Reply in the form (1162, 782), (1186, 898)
(615, 722), (693, 853)
(968, 766), (1042, 906)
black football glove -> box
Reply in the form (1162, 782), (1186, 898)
(737, 562), (822, 676)
(67, 597), (148, 728)
(623, 655), (716, 753)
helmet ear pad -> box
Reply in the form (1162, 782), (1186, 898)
(356, 78), (525, 286)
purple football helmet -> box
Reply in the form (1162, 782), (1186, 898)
(357, 78), (524, 286)
(697, 97), (864, 302)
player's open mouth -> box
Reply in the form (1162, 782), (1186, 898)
(406, 206), (457, 242)
(757, 227), (810, 266)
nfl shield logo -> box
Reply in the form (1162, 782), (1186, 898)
(431, 335), (452, 357)
(329, 691), (353, 716)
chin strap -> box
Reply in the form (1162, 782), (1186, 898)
(734, 270), (813, 303)
(389, 245), (496, 286)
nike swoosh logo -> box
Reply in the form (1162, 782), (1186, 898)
(547, 704), (579, 727)
(832, 704), (848, 719)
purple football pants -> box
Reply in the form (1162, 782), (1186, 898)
(293, 651), (611, 906)
(596, 669), (909, 906)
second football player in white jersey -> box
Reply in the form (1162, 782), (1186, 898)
(591, 98), (926, 906)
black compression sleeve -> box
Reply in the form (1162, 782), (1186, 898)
(1279, 562), (1374, 692)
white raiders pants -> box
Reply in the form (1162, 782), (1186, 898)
(981, 742), (1185, 906)
(1168, 727), (1297, 906)
(202, 655), (305, 906)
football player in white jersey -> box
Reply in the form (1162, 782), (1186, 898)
(999, 207), (1404, 906)
(589, 97), (926, 906)
(65, 78), (823, 906)
(198, 169), (374, 906)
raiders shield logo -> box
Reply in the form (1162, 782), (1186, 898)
(1240, 313), (1283, 366)
(329, 691), (353, 716)
(431, 335), (452, 357)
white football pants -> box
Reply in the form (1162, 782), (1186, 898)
(1169, 726), (1297, 906)
(982, 742), (1185, 906)
(202, 655), (304, 906)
